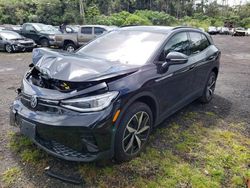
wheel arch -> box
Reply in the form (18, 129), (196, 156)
(63, 40), (76, 47)
(115, 92), (159, 127)
(38, 36), (49, 45)
(211, 67), (218, 78)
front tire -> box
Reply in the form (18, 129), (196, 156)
(40, 38), (49, 47)
(199, 71), (217, 103)
(5, 44), (13, 53)
(114, 102), (153, 162)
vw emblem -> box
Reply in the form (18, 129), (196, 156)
(30, 95), (38, 108)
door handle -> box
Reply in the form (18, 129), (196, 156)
(189, 64), (196, 70)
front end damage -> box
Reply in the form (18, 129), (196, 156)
(9, 48), (136, 162)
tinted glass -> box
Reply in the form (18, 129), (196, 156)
(200, 34), (210, 51)
(189, 32), (202, 54)
(81, 27), (92, 34)
(77, 30), (166, 65)
(189, 32), (210, 54)
(163, 32), (189, 57)
(94, 27), (106, 35)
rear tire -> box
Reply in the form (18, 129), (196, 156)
(5, 44), (13, 53)
(64, 43), (76, 52)
(114, 102), (153, 162)
(199, 71), (217, 103)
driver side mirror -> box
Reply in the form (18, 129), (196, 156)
(161, 51), (188, 72)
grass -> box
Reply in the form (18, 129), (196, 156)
(8, 110), (250, 187)
(8, 132), (48, 164)
(1, 166), (21, 187)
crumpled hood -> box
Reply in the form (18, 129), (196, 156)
(32, 48), (139, 82)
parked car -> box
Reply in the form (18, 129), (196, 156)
(0, 30), (36, 53)
(219, 27), (230, 35)
(247, 28), (250, 36)
(54, 25), (117, 52)
(208, 26), (218, 35)
(10, 26), (220, 162)
(232, 27), (247, 36)
(18, 23), (62, 47)
(217, 27), (230, 35)
(3, 24), (22, 32)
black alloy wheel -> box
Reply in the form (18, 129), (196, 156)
(115, 102), (152, 162)
(200, 71), (217, 103)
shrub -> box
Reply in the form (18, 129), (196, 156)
(124, 14), (151, 26)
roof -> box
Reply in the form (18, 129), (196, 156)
(119, 26), (199, 34)
(120, 26), (174, 34)
(80, 25), (118, 30)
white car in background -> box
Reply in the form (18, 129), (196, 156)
(247, 28), (250, 36)
(208, 26), (218, 35)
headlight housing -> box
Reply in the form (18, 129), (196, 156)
(60, 91), (119, 112)
(48, 35), (55, 40)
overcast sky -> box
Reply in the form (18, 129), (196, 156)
(217, 0), (249, 6)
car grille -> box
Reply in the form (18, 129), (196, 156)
(36, 125), (99, 153)
(21, 43), (34, 47)
(20, 93), (59, 113)
(37, 137), (89, 158)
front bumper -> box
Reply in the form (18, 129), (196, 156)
(10, 94), (116, 162)
(12, 44), (36, 52)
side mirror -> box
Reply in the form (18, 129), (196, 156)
(161, 51), (188, 72)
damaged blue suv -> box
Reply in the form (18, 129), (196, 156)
(10, 26), (220, 162)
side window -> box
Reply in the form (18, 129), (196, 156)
(189, 32), (210, 54)
(200, 34), (210, 51)
(189, 32), (202, 54)
(94, 27), (106, 35)
(81, 27), (92, 34)
(160, 32), (189, 61)
(24, 25), (36, 32)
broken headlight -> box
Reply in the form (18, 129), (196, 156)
(60, 91), (119, 112)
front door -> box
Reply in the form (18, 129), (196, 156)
(154, 32), (197, 118)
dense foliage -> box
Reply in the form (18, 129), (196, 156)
(0, 0), (250, 29)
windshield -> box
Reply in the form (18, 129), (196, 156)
(33, 24), (59, 33)
(77, 30), (166, 65)
(0, 32), (22, 40)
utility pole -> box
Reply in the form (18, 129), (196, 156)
(79, 0), (85, 24)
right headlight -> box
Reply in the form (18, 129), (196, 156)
(60, 91), (119, 112)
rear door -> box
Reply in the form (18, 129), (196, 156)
(78, 26), (94, 46)
(188, 32), (216, 93)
